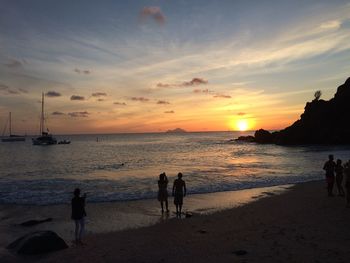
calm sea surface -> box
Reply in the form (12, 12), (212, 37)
(1, 131), (349, 205)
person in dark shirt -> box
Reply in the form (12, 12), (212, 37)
(71, 188), (87, 245)
(158, 172), (169, 213)
(344, 161), (350, 207)
(335, 159), (345, 196)
(323, 155), (336, 197)
(172, 172), (186, 216)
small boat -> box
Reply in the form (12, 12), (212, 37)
(32, 93), (57, 146)
(58, 140), (71, 144)
(1, 112), (26, 142)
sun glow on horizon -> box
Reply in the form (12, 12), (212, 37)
(230, 118), (255, 132)
(237, 119), (249, 131)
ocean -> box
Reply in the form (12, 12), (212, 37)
(0, 131), (349, 205)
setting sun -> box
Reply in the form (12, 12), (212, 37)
(237, 119), (249, 131)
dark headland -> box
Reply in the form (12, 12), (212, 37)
(237, 77), (350, 145)
(166, 128), (187, 133)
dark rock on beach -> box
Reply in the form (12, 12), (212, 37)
(254, 129), (275, 144)
(235, 135), (255, 142)
(233, 250), (248, 256)
(7, 231), (68, 255)
(20, 218), (53, 227)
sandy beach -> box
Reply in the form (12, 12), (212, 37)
(1, 180), (349, 262)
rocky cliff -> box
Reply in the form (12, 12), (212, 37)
(254, 77), (350, 145)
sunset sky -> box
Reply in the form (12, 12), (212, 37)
(1, 0), (350, 134)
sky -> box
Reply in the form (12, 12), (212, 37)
(1, 0), (350, 134)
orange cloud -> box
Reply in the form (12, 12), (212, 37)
(91, 92), (107, 97)
(213, 94), (231, 99)
(157, 100), (170, 104)
(113, 102), (127, 106)
(130, 97), (149, 102)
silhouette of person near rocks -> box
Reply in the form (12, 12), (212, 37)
(158, 172), (169, 213)
(323, 155), (336, 197)
(71, 188), (87, 245)
(344, 161), (350, 207)
(172, 172), (186, 217)
(335, 159), (345, 196)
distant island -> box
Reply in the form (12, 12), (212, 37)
(166, 128), (187, 133)
(237, 77), (350, 145)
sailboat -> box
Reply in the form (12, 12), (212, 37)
(32, 92), (57, 145)
(1, 112), (26, 142)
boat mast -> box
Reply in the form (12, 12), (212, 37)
(9, 112), (12, 136)
(40, 92), (45, 134)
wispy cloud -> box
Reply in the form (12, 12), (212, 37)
(91, 92), (107, 97)
(74, 68), (91, 74)
(320, 20), (342, 30)
(237, 112), (246, 116)
(52, 111), (65, 115)
(183, 78), (208, 86)
(130, 97), (149, 102)
(157, 78), (208, 88)
(68, 111), (90, 117)
(0, 83), (27, 95)
(157, 100), (170, 105)
(70, 95), (85, 101)
(213, 94), (231, 99)
(164, 110), (175, 114)
(45, 91), (61, 97)
(140, 6), (166, 25)
(0, 84), (9, 90)
(18, 88), (28, 93)
(113, 102), (127, 106)
(193, 88), (211, 94)
(4, 59), (25, 69)
(97, 98), (105, 102)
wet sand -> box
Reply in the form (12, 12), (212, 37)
(2, 181), (350, 262)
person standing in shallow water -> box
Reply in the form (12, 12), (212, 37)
(335, 159), (345, 196)
(172, 172), (186, 216)
(71, 188), (87, 245)
(344, 161), (350, 207)
(158, 172), (169, 213)
(323, 155), (336, 197)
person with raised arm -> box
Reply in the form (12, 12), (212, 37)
(158, 172), (169, 213)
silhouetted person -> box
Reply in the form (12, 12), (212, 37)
(71, 188), (87, 245)
(344, 161), (350, 207)
(323, 155), (336, 197)
(158, 172), (169, 213)
(335, 159), (345, 196)
(172, 172), (186, 216)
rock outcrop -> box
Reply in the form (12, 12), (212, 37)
(254, 129), (275, 144)
(253, 77), (350, 145)
(7, 231), (68, 255)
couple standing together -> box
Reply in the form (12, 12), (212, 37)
(323, 154), (350, 207)
(158, 172), (186, 215)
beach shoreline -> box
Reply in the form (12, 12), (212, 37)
(0, 184), (291, 247)
(2, 180), (350, 262)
